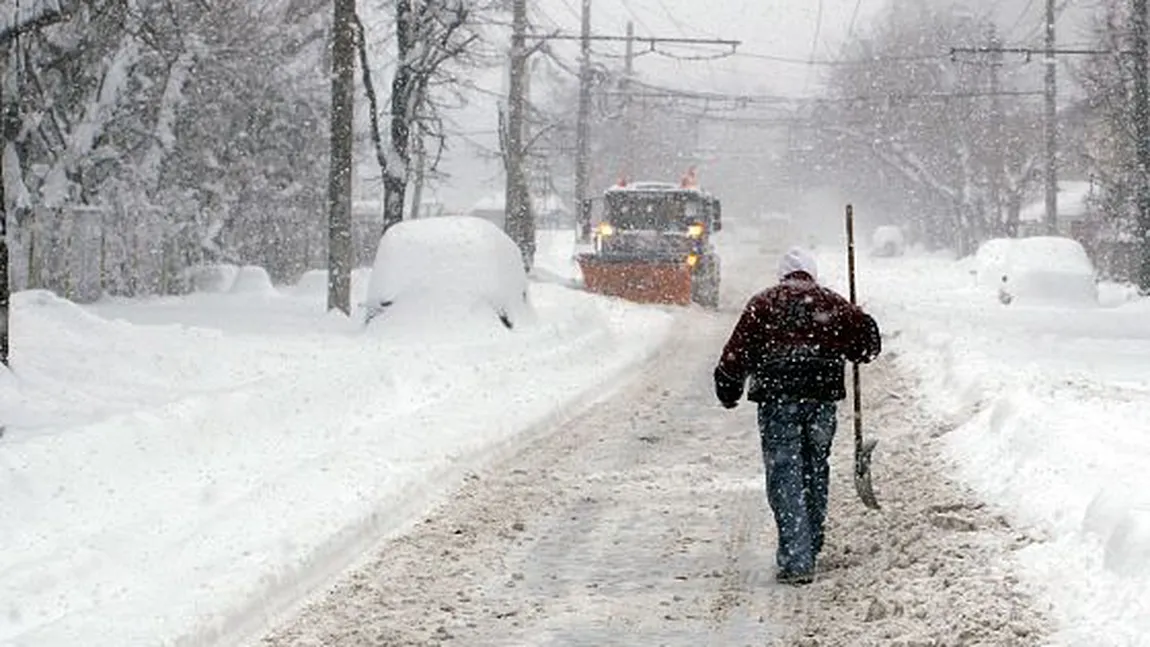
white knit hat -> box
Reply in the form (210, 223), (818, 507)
(777, 247), (818, 282)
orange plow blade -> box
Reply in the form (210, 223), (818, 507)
(576, 254), (692, 305)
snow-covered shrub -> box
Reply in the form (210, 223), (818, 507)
(870, 225), (905, 257)
(364, 216), (533, 331)
(183, 264), (239, 294)
(974, 237), (1097, 306)
(229, 266), (278, 296)
(293, 269), (328, 296)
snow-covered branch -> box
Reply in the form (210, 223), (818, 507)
(0, 0), (81, 46)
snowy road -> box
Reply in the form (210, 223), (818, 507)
(259, 309), (1052, 646)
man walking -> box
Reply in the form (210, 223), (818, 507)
(714, 247), (881, 585)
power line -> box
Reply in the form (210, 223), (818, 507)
(1006, 0), (1038, 39)
(950, 45), (1133, 60)
(803, 0), (825, 94)
(619, 77), (1046, 104)
(526, 31), (740, 49)
(620, 0), (655, 36)
(1019, 0), (1076, 44)
(846, 0), (864, 39)
(734, 50), (948, 65)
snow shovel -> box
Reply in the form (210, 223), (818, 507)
(846, 204), (881, 510)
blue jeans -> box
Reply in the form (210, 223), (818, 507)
(757, 397), (837, 575)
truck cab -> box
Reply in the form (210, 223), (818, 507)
(576, 180), (722, 309)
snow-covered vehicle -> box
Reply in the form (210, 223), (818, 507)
(973, 236), (1098, 306)
(575, 173), (722, 309)
(363, 216), (533, 330)
(870, 225), (905, 258)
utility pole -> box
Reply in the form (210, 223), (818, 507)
(623, 21), (636, 181)
(1133, 0), (1150, 290)
(0, 50), (10, 367)
(327, 0), (355, 315)
(575, 0), (593, 243)
(988, 23), (1006, 236)
(505, 0), (535, 267)
(529, 22), (740, 242)
(1043, 0), (1058, 234)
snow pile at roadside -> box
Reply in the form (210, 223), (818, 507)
(532, 228), (583, 286)
(0, 254), (673, 646)
(816, 247), (1150, 646)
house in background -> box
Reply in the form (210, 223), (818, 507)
(533, 192), (572, 229)
(1017, 180), (1096, 242)
(467, 193), (506, 230)
(467, 191), (574, 230)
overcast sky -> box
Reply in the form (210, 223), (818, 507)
(423, 0), (1100, 213)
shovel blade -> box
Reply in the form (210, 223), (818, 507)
(854, 437), (881, 510)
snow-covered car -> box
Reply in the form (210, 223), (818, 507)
(973, 236), (1098, 306)
(363, 216), (534, 331)
(870, 225), (905, 258)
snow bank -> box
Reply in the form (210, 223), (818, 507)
(0, 268), (673, 646)
(823, 247), (1150, 646)
(870, 225), (905, 257)
(293, 268), (329, 295)
(532, 228), (582, 286)
(365, 216), (532, 332)
(229, 265), (278, 296)
(291, 267), (373, 305)
(184, 263), (239, 293)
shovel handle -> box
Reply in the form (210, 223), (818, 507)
(846, 204), (862, 443)
(846, 204), (880, 510)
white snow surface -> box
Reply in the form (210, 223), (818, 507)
(870, 225), (905, 257)
(364, 216), (532, 332)
(183, 263), (240, 294)
(812, 244), (1150, 646)
(0, 243), (672, 646)
(229, 265), (277, 296)
(969, 236), (1099, 306)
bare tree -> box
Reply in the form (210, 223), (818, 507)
(1072, 0), (1148, 286)
(355, 0), (485, 240)
(802, 2), (1044, 253)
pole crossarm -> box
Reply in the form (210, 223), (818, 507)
(528, 32), (741, 52)
(949, 46), (1133, 61)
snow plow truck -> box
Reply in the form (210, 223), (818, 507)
(576, 173), (722, 309)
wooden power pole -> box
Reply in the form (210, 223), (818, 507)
(1133, 0), (1150, 290)
(524, 6), (740, 243)
(328, 0), (356, 315)
(0, 73), (9, 368)
(574, 0), (593, 242)
(1043, 0), (1059, 234)
(623, 21), (636, 181)
(987, 23), (1006, 235)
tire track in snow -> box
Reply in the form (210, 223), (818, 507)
(257, 309), (1053, 646)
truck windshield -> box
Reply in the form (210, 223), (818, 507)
(605, 193), (700, 231)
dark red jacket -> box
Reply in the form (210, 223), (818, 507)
(714, 272), (881, 404)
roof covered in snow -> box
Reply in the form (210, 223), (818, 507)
(470, 192), (505, 213)
(532, 192), (569, 214)
(1019, 181), (1094, 223)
